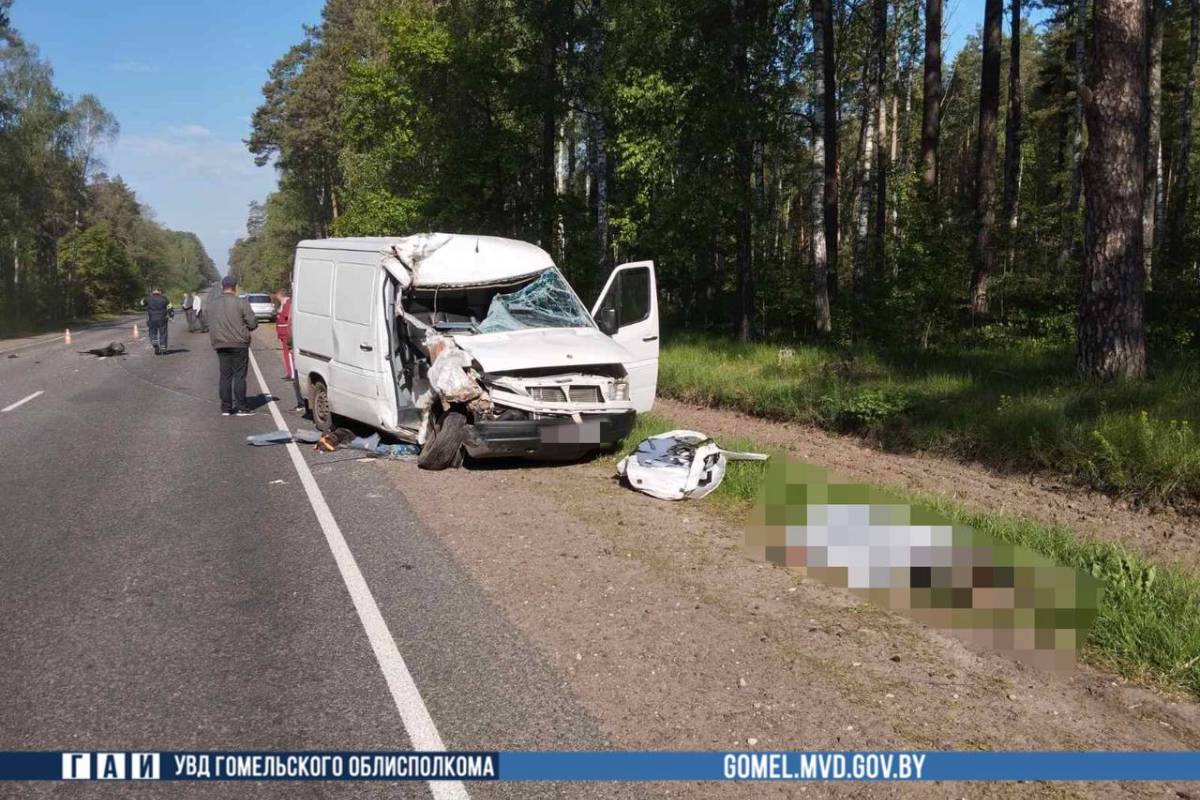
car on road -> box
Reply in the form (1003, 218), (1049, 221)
(291, 234), (658, 470)
(243, 293), (277, 322)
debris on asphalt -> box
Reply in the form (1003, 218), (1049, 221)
(252, 426), (423, 459)
(80, 342), (126, 358)
(315, 428), (357, 452)
(372, 442), (421, 459)
(616, 429), (768, 500)
(248, 426), (420, 458)
(246, 429), (323, 447)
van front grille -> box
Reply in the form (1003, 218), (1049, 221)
(529, 386), (566, 403)
(568, 386), (602, 403)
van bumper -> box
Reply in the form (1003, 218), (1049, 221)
(463, 411), (636, 459)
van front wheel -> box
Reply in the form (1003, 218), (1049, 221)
(310, 379), (333, 432)
(418, 410), (467, 470)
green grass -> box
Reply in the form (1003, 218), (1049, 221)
(615, 414), (1200, 699)
(658, 335), (1200, 507)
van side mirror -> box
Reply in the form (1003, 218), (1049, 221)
(597, 306), (619, 335)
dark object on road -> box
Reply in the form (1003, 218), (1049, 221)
(81, 342), (126, 358)
(7, 353), (17, 359)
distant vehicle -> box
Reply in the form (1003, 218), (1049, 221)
(290, 234), (659, 469)
(244, 293), (277, 322)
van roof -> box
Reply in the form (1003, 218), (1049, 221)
(295, 234), (555, 287)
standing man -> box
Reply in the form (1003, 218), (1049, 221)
(146, 288), (170, 355)
(194, 289), (208, 332)
(208, 275), (258, 416)
(275, 285), (294, 381)
(182, 292), (196, 332)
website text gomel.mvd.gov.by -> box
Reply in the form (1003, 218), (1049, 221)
(723, 752), (926, 780)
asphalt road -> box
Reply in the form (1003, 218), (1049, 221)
(0, 316), (629, 799)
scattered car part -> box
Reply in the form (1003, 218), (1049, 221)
(616, 430), (768, 500)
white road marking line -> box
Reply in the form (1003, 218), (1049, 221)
(2, 390), (44, 413)
(248, 350), (468, 800)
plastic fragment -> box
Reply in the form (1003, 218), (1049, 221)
(616, 429), (768, 501)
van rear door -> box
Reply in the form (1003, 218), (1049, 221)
(294, 255), (334, 362)
(330, 259), (382, 421)
(591, 260), (659, 412)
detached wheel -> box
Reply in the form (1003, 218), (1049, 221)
(418, 410), (467, 471)
(310, 379), (333, 432)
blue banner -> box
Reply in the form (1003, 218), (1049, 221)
(1, 750), (1198, 782)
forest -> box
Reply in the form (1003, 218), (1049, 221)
(0, 1), (218, 336)
(228, 0), (1200, 507)
(234, 0), (1197, 374)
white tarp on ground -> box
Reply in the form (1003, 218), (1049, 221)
(616, 429), (768, 500)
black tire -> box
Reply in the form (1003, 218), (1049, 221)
(418, 410), (467, 471)
(310, 379), (333, 432)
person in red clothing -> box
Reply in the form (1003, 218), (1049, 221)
(275, 285), (295, 380)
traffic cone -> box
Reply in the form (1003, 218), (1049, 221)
(133, 323), (139, 338)
(64, 328), (72, 345)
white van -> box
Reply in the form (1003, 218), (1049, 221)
(291, 234), (659, 469)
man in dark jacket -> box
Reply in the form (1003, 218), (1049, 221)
(145, 288), (170, 355)
(208, 275), (258, 416)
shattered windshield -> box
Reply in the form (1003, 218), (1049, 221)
(477, 269), (593, 334)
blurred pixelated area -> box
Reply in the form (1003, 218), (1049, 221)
(746, 461), (1101, 670)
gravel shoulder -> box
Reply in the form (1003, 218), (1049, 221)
(368, 444), (1200, 799)
(260, 327), (1199, 797)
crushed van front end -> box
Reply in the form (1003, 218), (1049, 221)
(463, 410), (636, 459)
(461, 367), (637, 459)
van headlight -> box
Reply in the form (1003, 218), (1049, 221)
(612, 380), (630, 401)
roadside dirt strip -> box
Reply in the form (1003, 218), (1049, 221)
(368, 442), (1198, 799)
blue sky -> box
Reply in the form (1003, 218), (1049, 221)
(10, 0), (325, 273)
(9, 0), (1033, 273)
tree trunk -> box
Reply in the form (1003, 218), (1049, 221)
(872, 0), (888, 277)
(810, 0), (833, 333)
(1001, 0), (1023, 269)
(540, 5), (559, 257)
(920, 0), (943, 192)
(1077, 0), (1147, 379)
(587, 0), (610, 272)
(1058, 0), (1088, 268)
(1169, 0), (1200, 259)
(969, 0), (1003, 314)
(854, 79), (876, 291)
(733, 0), (756, 342)
(1143, 0), (1162, 283)
(820, 0), (839, 297)
(594, 114), (609, 269)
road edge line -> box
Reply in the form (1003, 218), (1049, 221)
(2, 390), (44, 413)
(249, 348), (469, 800)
